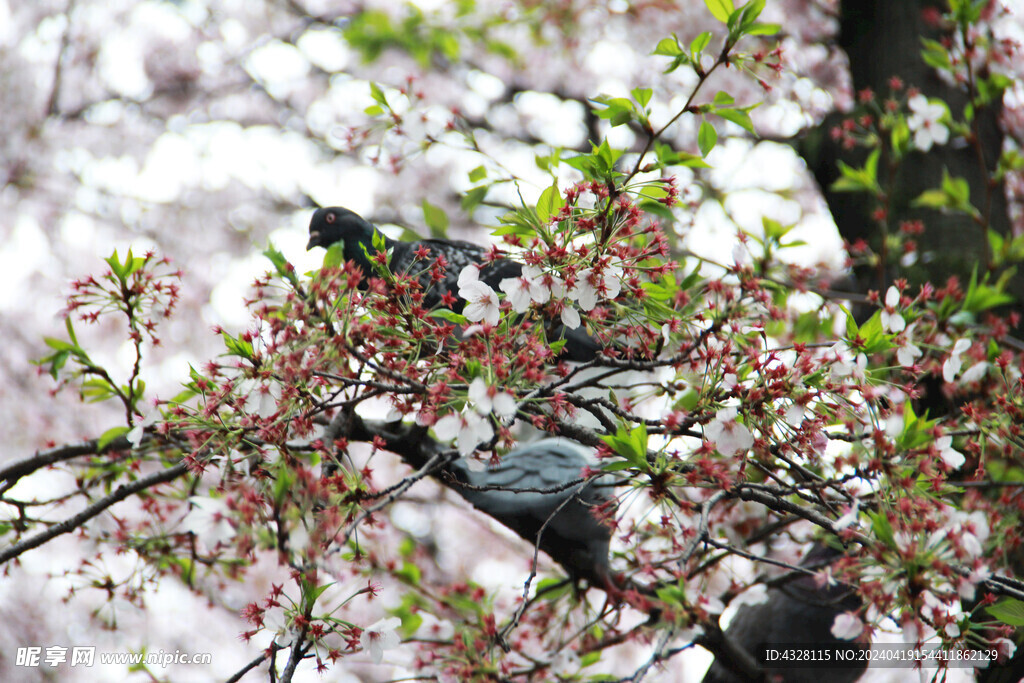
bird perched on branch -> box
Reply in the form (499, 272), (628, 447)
(702, 544), (865, 683)
(445, 437), (616, 591)
(345, 419), (624, 596)
(306, 206), (603, 361)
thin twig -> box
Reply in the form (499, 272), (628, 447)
(0, 461), (188, 564)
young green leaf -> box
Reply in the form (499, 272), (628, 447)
(422, 199), (450, 236)
(698, 120), (717, 157)
(705, 0), (735, 23)
(536, 183), (563, 222)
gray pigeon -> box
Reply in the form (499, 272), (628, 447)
(445, 438), (616, 590)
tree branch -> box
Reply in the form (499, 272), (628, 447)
(0, 461), (189, 565)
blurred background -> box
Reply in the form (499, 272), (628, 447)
(1, 0), (1021, 680)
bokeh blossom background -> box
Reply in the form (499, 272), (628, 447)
(1, 0), (1022, 680)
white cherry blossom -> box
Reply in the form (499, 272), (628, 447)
(458, 265), (500, 325)
(960, 360), (988, 384)
(908, 94), (949, 152)
(705, 407), (754, 455)
(942, 338), (972, 382)
(834, 501), (860, 530)
(550, 649), (580, 676)
(829, 342), (867, 382)
(468, 377), (516, 420)
(360, 617), (402, 664)
(572, 264), (623, 311)
(880, 286), (905, 332)
(182, 496), (235, 547)
(897, 323), (923, 367)
(831, 612), (864, 640)
(560, 303), (581, 330)
(993, 637), (1017, 661)
(434, 410), (494, 456)
(935, 435), (964, 469)
(499, 265), (548, 312)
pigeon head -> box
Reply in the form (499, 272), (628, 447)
(307, 207), (388, 268)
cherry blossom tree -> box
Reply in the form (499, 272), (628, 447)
(2, 1), (1024, 682)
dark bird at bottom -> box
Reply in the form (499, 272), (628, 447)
(306, 206), (603, 361)
(702, 544), (865, 683)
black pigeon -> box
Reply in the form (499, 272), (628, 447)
(307, 206), (603, 361)
(446, 438), (615, 590)
(702, 544), (865, 683)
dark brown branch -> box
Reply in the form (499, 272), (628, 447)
(46, 0), (77, 116)
(0, 436), (131, 493)
(0, 461), (188, 565)
(225, 643), (283, 683)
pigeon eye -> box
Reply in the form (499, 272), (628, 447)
(325, 212), (336, 224)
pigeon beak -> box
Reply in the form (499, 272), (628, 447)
(306, 231), (321, 250)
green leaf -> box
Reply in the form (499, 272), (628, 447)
(536, 183), (563, 222)
(655, 583), (687, 606)
(698, 120), (717, 157)
(676, 389), (699, 412)
(461, 186), (488, 212)
(601, 461), (636, 472)
(962, 267), (1015, 314)
(263, 242), (297, 285)
(737, 0), (766, 27)
(868, 511), (896, 549)
(716, 106), (755, 134)
(124, 250), (145, 278)
(65, 317), (79, 347)
(592, 138), (622, 173)
(652, 35), (683, 56)
(631, 87), (653, 108)
(97, 426), (131, 451)
(705, 0), (734, 23)
(655, 143), (711, 169)
(831, 151), (882, 195)
(920, 38), (952, 71)
(468, 165), (487, 183)
(857, 311), (893, 354)
(601, 424), (649, 470)
(986, 598), (1024, 627)
(913, 189), (951, 209)
(105, 250), (126, 280)
(987, 228), (1005, 266)
(369, 81), (388, 107)
(81, 378), (116, 402)
(592, 95), (635, 127)
(422, 200), (449, 237)
(690, 32), (712, 61)
(941, 169), (971, 205)
(395, 561), (422, 585)
(39, 350), (70, 378)
(897, 402), (936, 450)
(222, 331), (254, 360)
(536, 577), (571, 600)
(712, 91), (735, 106)
(429, 309), (469, 325)
(306, 580), (335, 605)
(399, 612), (423, 638)
(323, 242), (345, 269)
(370, 230), (389, 263)
(744, 22), (780, 35)
(912, 169), (980, 218)
(762, 217), (793, 241)
(44, 337), (76, 352)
